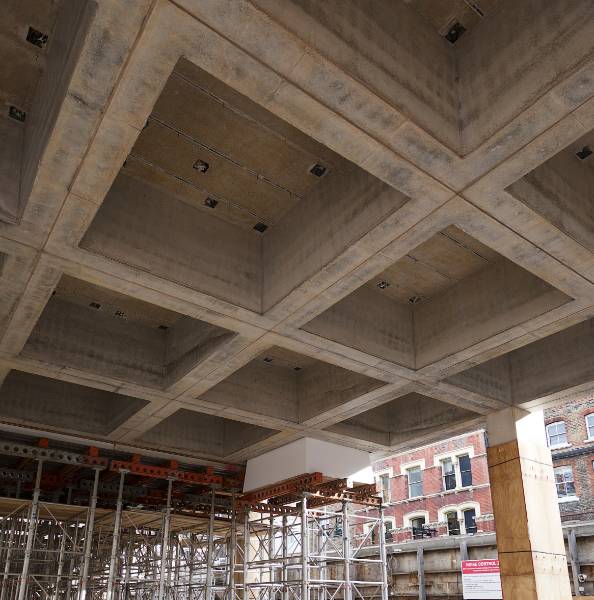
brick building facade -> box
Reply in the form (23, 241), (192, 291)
(373, 430), (496, 543)
(373, 396), (594, 543)
(545, 395), (594, 523)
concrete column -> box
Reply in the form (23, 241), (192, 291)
(568, 529), (581, 596)
(459, 540), (468, 562)
(486, 407), (572, 599)
(416, 547), (426, 600)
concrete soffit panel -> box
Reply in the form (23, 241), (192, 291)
(0, 0), (591, 465)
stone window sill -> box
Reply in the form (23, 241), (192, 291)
(558, 496), (579, 504)
(441, 485), (473, 495)
(549, 443), (572, 450)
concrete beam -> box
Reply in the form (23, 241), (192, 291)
(0, 0), (591, 464)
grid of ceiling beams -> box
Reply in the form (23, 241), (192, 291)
(0, 0), (592, 469)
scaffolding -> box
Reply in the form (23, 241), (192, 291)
(242, 499), (388, 600)
(0, 438), (388, 600)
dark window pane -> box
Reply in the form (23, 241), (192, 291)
(446, 512), (460, 536)
(442, 458), (456, 490)
(411, 517), (426, 539)
(463, 509), (477, 534)
(459, 454), (473, 487)
(444, 473), (457, 490)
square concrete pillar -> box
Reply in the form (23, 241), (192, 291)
(487, 407), (571, 599)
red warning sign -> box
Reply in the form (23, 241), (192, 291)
(461, 560), (502, 599)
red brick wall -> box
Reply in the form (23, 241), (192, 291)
(372, 396), (594, 542)
(546, 396), (594, 522)
(386, 484), (493, 526)
(374, 431), (494, 537)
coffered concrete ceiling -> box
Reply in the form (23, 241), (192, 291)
(0, 0), (592, 468)
(407, 0), (499, 36)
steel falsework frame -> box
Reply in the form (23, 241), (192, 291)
(0, 437), (387, 600)
(241, 496), (388, 600)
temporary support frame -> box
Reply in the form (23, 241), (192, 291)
(240, 496), (387, 600)
(0, 437), (386, 600)
(0, 466), (91, 600)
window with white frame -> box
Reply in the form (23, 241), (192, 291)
(411, 516), (425, 528)
(586, 414), (594, 440)
(440, 503), (480, 536)
(462, 508), (477, 535)
(362, 520), (377, 542)
(459, 454), (473, 487)
(410, 515), (426, 539)
(546, 421), (568, 448)
(378, 473), (391, 503)
(384, 517), (395, 541)
(445, 511), (460, 536)
(363, 517), (396, 542)
(554, 466), (576, 499)
(407, 466), (423, 498)
(440, 454), (473, 491)
(441, 458), (457, 490)
(404, 511), (429, 532)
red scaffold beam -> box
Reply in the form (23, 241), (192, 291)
(235, 500), (298, 515)
(110, 458), (223, 486)
(241, 472), (324, 502)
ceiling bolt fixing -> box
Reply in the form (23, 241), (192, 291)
(445, 22), (466, 43)
(309, 163), (327, 177)
(26, 27), (48, 48)
(8, 106), (26, 122)
(576, 146), (592, 160)
(193, 159), (209, 173)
